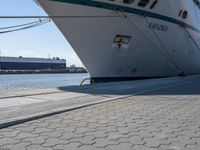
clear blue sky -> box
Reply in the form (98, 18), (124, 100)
(0, 0), (82, 66)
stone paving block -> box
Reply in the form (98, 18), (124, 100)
(167, 135), (196, 145)
(107, 133), (128, 140)
(46, 123), (65, 130)
(96, 126), (118, 133)
(0, 135), (4, 139)
(70, 136), (95, 145)
(150, 132), (174, 140)
(18, 125), (38, 132)
(93, 138), (118, 148)
(72, 134), (85, 138)
(27, 144), (52, 150)
(1, 142), (31, 150)
(0, 129), (15, 132)
(186, 144), (200, 150)
(193, 131), (200, 138)
(74, 127), (89, 134)
(78, 145), (105, 150)
(42, 138), (67, 147)
(13, 132), (38, 140)
(106, 142), (134, 150)
(42, 130), (63, 138)
(36, 122), (50, 128)
(108, 122), (127, 128)
(85, 123), (105, 129)
(23, 136), (48, 145)
(53, 142), (81, 150)
(144, 138), (161, 148)
(146, 126), (161, 133)
(119, 136), (145, 145)
(32, 127), (54, 134)
(158, 139), (172, 145)
(136, 130), (153, 138)
(59, 132), (74, 140)
(160, 141), (188, 150)
(160, 144), (186, 150)
(181, 129), (197, 137)
(133, 145), (159, 150)
(60, 126), (76, 132)
(191, 137), (200, 145)
(85, 131), (107, 138)
(0, 138), (20, 146)
(74, 122), (88, 128)
(0, 130), (21, 138)
(117, 127), (131, 134)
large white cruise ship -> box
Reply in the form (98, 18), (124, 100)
(38, 0), (200, 82)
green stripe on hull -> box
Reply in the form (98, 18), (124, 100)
(49, 0), (200, 33)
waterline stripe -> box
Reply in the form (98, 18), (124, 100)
(49, 0), (200, 33)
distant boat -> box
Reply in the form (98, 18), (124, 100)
(38, 0), (200, 82)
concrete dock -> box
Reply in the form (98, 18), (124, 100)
(0, 75), (200, 150)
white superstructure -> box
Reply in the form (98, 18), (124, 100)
(38, 0), (200, 82)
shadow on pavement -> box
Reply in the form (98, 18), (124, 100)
(58, 77), (200, 96)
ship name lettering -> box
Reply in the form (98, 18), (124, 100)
(147, 23), (168, 32)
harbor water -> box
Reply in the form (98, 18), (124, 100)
(0, 73), (89, 92)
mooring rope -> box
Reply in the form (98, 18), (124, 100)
(0, 20), (47, 30)
(0, 19), (50, 34)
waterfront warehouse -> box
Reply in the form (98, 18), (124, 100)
(0, 56), (66, 70)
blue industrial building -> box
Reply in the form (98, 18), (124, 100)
(0, 56), (66, 70)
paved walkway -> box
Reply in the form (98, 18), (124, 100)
(0, 76), (200, 150)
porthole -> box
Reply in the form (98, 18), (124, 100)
(138, 0), (150, 7)
(182, 11), (188, 19)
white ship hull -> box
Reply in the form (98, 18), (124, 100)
(38, 0), (200, 82)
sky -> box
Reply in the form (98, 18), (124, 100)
(0, 0), (82, 66)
